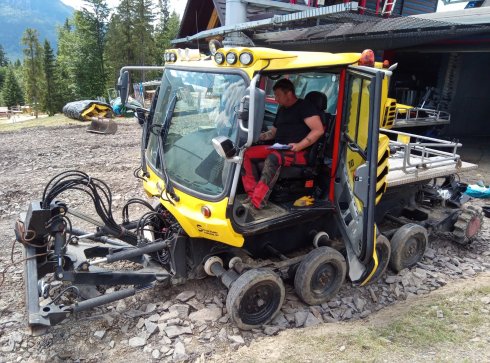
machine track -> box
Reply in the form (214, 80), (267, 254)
(450, 205), (484, 245)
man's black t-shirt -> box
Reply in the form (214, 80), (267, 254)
(273, 99), (320, 144)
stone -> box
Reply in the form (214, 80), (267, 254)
(436, 278), (447, 286)
(94, 330), (106, 340)
(228, 335), (245, 345)
(169, 304), (190, 319)
(187, 298), (205, 311)
(271, 313), (289, 328)
(342, 308), (353, 320)
(385, 275), (397, 284)
(368, 287), (378, 303)
(353, 297), (367, 311)
(175, 291), (196, 303)
(164, 325), (192, 339)
(165, 317), (180, 326)
(10, 332), (23, 344)
(136, 318), (145, 329)
(173, 341), (188, 361)
(339, 345), (346, 352)
(414, 268), (427, 279)
(128, 337), (146, 348)
(444, 262), (462, 274)
(109, 341), (115, 349)
(159, 310), (180, 322)
(263, 326), (280, 336)
(152, 349), (160, 360)
(323, 315), (338, 323)
(145, 321), (159, 336)
(360, 310), (371, 319)
(294, 311), (308, 328)
(304, 313), (321, 327)
(189, 307), (222, 323)
(116, 300), (127, 312)
(147, 313), (160, 322)
(125, 309), (146, 318)
(436, 310), (444, 319)
(424, 248), (436, 259)
(146, 303), (157, 314)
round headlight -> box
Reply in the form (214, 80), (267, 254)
(214, 52), (225, 65)
(226, 52), (237, 65)
(170, 53), (177, 62)
(239, 52), (253, 65)
(208, 39), (222, 56)
(164, 53), (169, 62)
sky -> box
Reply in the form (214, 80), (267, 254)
(61, 0), (188, 18)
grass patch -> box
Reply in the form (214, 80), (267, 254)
(233, 284), (490, 362)
(0, 114), (82, 132)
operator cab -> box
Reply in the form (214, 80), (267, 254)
(231, 71), (340, 227)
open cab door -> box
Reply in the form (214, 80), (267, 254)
(333, 67), (384, 285)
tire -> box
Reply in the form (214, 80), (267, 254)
(389, 223), (428, 273)
(226, 269), (285, 330)
(366, 234), (391, 285)
(294, 246), (346, 306)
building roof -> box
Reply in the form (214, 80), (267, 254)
(176, 1), (490, 52)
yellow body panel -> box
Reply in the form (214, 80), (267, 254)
(168, 47), (362, 79)
(143, 167), (244, 247)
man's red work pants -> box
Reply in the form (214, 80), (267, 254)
(241, 145), (307, 209)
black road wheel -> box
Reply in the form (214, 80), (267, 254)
(294, 246), (347, 306)
(389, 223), (428, 273)
(366, 234), (391, 285)
(226, 269), (285, 330)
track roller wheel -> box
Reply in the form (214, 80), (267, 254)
(226, 269), (285, 330)
(294, 246), (346, 305)
(389, 223), (428, 273)
(451, 206), (483, 245)
(366, 234), (391, 285)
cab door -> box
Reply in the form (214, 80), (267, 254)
(333, 67), (384, 285)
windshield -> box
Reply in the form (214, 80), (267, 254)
(147, 68), (247, 197)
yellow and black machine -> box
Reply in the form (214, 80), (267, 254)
(16, 44), (483, 332)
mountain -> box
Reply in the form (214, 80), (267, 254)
(0, 0), (74, 62)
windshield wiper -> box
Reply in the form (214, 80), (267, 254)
(158, 93), (180, 203)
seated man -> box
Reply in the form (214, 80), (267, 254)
(242, 78), (324, 209)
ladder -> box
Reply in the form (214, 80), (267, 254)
(381, 0), (397, 16)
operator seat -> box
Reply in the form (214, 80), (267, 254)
(269, 91), (332, 202)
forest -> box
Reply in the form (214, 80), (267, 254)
(0, 0), (180, 116)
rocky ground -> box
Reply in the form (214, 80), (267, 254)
(0, 119), (489, 362)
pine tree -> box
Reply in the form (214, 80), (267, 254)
(22, 28), (43, 118)
(56, 18), (77, 105)
(105, 0), (158, 85)
(0, 44), (9, 67)
(80, 0), (109, 97)
(42, 40), (57, 116)
(1, 67), (24, 108)
(155, 10), (180, 65)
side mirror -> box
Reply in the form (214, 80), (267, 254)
(117, 71), (130, 105)
(353, 163), (369, 206)
(212, 136), (237, 158)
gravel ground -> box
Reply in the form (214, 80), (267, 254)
(0, 120), (488, 362)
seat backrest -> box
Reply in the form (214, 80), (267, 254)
(305, 91), (327, 124)
(304, 91), (329, 166)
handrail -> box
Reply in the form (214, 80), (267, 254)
(381, 128), (462, 175)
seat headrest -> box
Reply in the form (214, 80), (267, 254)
(305, 91), (327, 111)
